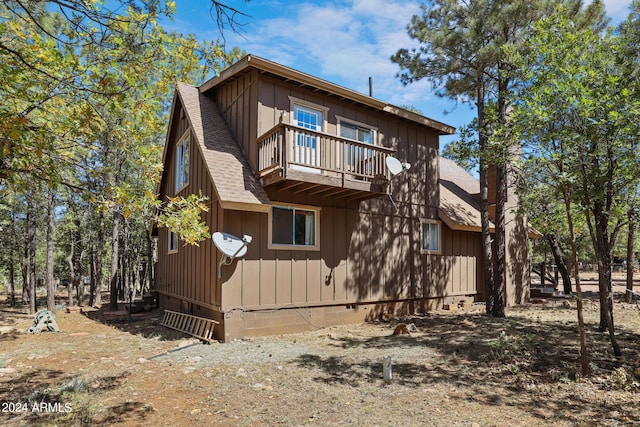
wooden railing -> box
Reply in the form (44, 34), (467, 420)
(257, 122), (395, 182)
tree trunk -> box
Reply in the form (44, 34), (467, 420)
(28, 209), (37, 314)
(477, 90), (495, 314)
(492, 161), (506, 317)
(21, 244), (28, 305)
(9, 255), (16, 307)
(546, 233), (572, 294)
(94, 212), (105, 307)
(109, 211), (120, 310)
(625, 210), (635, 303)
(67, 231), (75, 307)
(46, 188), (56, 311)
(9, 211), (16, 307)
(562, 188), (590, 376)
(588, 202), (621, 357)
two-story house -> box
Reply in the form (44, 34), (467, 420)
(153, 54), (529, 341)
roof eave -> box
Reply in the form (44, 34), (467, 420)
(199, 54), (455, 135)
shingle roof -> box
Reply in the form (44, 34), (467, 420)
(438, 157), (492, 232)
(176, 82), (271, 211)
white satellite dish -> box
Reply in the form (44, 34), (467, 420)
(385, 156), (411, 176)
(384, 156), (411, 211)
(212, 232), (252, 278)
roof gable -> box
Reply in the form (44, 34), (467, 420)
(438, 157), (492, 232)
(173, 82), (271, 211)
(199, 54), (455, 136)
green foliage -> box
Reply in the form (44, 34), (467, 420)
(155, 192), (211, 246)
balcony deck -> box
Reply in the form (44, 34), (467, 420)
(257, 123), (395, 200)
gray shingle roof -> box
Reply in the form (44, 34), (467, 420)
(176, 82), (271, 211)
(438, 157), (492, 232)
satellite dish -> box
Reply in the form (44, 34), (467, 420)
(385, 156), (411, 176)
(212, 232), (252, 278)
(385, 156), (411, 211)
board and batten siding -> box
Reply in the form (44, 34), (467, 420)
(199, 74), (480, 311)
(155, 101), (221, 311)
(213, 69), (260, 172)
(215, 206), (481, 312)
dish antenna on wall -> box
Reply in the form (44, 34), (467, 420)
(212, 232), (252, 278)
(385, 156), (411, 176)
(385, 156), (411, 210)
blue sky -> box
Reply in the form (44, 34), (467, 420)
(167, 0), (634, 148)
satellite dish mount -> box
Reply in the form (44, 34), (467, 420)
(212, 232), (252, 278)
(385, 156), (411, 210)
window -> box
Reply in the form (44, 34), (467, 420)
(338, 118), (376, 173)
(175, 133), (189, 192)
(269, 205), (320, 250)
(421, 220), (441, 254)
(289, 98), (328, 171)
(293, 104), (322, 148)
(339, 121), (374, 144)
(168, 230), (178, 253)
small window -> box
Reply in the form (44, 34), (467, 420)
(339, 121), (374, 144)
(175, 133), (189, 192)
(269, 205), (320, 250)
(338, 118), (376, 173)
(421, 220), (441, 254)
(168, 230), (178, 253)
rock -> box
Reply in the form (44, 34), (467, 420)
(392, 324), (410, 335)
(138, 358), (149, 364)
(190, 408), (202, 415)
(236, 367), (247, 377)
(0, 326), (15, 335)
(405, 323), (418, 333)
(0, 367), (17, 376)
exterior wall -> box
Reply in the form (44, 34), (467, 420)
(155, 99), (222, 313)
(157, 74), (484, 341)
(213, 69), (260, 172)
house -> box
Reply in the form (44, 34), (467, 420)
(153, 54), (530, 341)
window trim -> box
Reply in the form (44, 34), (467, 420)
(175, 131), (190, 193)
(288, 96), (329, 131)
(168, 230), (179, 254)
(268, 203), (321, 251)
(336, 116), (378, 145)
(420, 219), (442, 254)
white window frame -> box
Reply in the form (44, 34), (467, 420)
(420, 219), (441, 254)
(336, 116), (377, 145)
(268, 203), (321, 251)
(168, 230), (179, 254)
(337, 117), (377, 173)
(288, 96), (329, 131)
(175, 132), (189, 193)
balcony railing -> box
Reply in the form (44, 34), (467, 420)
(257, 122), (395, 185)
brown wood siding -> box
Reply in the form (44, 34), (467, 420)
(215, 204), (480, 312)
(156, 105), (221, 310)
(214, 70), (260, 172)
(159, 76), (481, 322)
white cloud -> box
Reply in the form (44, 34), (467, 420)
(603, 0), (633, 24)
(221, 0), (432, 112)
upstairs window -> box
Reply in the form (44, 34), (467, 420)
(339, 120), (374, 145)
(269, 205), (320, 250)
(421, 219), (441, 254)
(338, 118), (376, 173)
(175, 133), (189, 192)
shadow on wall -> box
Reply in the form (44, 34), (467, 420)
(341, 205), (453, 320)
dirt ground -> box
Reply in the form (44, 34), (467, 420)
(1, 277), (639, 426)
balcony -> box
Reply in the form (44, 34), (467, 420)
(257, 123), (395, 200)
